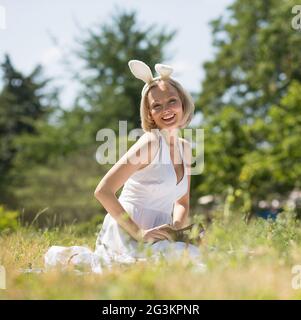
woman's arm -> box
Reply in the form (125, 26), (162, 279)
(94, 132), (171, 243)
(172, 138), (192, 229)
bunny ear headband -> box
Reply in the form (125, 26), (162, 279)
(128, 59), (174, 96)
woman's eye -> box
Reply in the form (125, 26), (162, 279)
(153, 105), (161, 110)
(170, 99), (176, 103)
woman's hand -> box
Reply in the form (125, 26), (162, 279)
(137, 226), (173, 244)
(172, 221), (183, 230)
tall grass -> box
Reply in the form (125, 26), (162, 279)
(1, 210), (301, 299)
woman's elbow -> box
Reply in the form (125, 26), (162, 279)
(94, 188), (103, 201)
(94, 182), (106, 200)
(94, 181), (113, 201)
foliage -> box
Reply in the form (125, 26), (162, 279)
(74, 8), (176, 135)
(1, 209), (301, 299)
(0, 205), (20, 233)
(0, 54), (59, 202)
(195, 0), (301, 205)
(11, 146), (107, 227)
(0, 9), (176, 225)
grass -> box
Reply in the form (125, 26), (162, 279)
(1, 211), (301, 299)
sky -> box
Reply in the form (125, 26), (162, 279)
(0, 0), (233, 109)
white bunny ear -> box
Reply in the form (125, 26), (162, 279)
(128, 60), (154, 84)
(155, 63), (173, 79)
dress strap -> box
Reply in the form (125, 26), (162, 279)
(158, 131), (163, 164)
(157, 129), (186, 175)
(178, 137), (184, 161)
(177, 137), (186, 176)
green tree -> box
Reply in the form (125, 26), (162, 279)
(0, 54), (58, 202)
(195, 0), (301, 207)
(75, 8), (176, 136)
(4, 9), (177, 225)
(240, 80), (301, 200)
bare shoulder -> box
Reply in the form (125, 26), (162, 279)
(127, 131), (160, 168)
(95, 131), (160, 195)
(136, 130), (159, 146)
(131, 131), (159, 153)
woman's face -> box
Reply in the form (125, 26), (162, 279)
(147, 81), (183, 130)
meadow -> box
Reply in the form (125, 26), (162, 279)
(1, 0), (300, 302)
(1, 209), (301, 300)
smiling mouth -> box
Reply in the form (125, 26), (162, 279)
(161, 114), (176, 122)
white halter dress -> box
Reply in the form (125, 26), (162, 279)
(44, 129), (205, 273)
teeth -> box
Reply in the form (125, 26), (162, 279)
(162, 114), (175, 120)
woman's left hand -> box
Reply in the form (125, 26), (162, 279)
(171, 221), (183, 230)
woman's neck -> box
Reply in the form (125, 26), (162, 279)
(159, 128), (179, 146)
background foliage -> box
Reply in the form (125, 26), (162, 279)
(0, 1), (300, 226)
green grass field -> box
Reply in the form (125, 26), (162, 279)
(1, 211), (301, 299)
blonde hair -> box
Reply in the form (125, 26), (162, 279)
(140, 78), (195, 132)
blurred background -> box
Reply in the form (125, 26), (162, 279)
(0, 0), (301, 231)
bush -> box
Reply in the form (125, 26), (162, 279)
(0, 205), (20, 233)
(11, 146), (108, 227)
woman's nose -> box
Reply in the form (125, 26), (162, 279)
(162, 103), (171, 112)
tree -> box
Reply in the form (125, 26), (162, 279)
(2, 9), (176, 224)
(75, 8), (176, 136)
(195, 0), (301, 207)
(0, 54), (58, 202)
(239, 80), (301, 199)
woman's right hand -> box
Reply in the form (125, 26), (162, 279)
(138, 226), (172, 244)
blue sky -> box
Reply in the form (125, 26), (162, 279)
(0, 0), (233, 109)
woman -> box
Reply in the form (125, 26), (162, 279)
(44, 60), (205, 273)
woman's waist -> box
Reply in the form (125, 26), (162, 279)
(118, 196), (173, 217)
(119, 197), (161, 210)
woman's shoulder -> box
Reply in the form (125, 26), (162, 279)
(136, 130), (160, 148)
(128, 131), (160, 167)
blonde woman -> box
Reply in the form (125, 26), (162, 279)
(44, 60), (204, 273)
